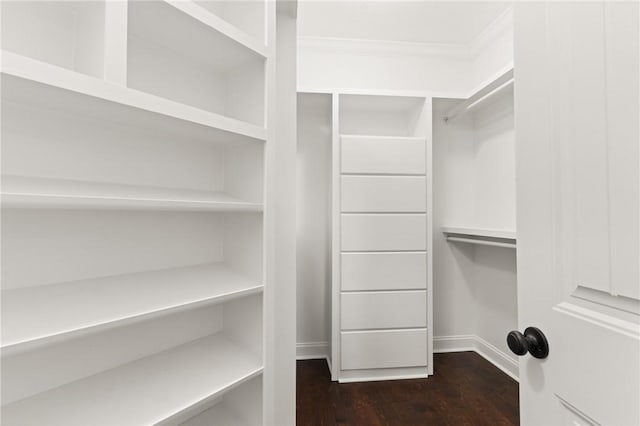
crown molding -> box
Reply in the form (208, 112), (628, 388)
(469, 5), (514, 57)
(297, 36), (470, 60)
(298, 6), (513, 62)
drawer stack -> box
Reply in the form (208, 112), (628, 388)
(337, 134), (429, 381)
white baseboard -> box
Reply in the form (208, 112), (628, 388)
(433, 334), (519, 382)
(296, 341), (329, 360)
(473, 336), (519, 381)
(433, 334), (475, 353)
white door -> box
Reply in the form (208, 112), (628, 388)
(514, 2), (639, 425)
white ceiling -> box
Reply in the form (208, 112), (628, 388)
(298, 1), (512, 45)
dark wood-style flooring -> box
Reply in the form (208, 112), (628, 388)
(297, 352), (519, 426)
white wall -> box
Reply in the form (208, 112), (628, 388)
(296, 93), (332, 359)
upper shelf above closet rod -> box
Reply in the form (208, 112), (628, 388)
(443, 68), (514, 124)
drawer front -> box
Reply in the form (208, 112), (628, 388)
(341, 136), (426, 174)
(341, 291), (427, 330)
(341, 176), (426, 213)
(341, 252), (427, 291)
(341, 214), (426, 251)
(341, 329), (427, 370)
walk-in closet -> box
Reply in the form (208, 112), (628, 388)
(2, 1), (639, 425)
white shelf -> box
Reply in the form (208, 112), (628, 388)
(442, 226), (516, 248)
(127, 1), (265, 125)
(181, 404), (248, 426)
(443, 68), (514, 123)
(1, 263), (263, 353)
(1, 51), (266, 142)
(163, 1), (267, 58)
(1, 333), (263, 426)
(340, 134), (426, 141)
(1, 176), (263, 212)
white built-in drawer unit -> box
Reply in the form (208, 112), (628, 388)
(341, 214), (427, 251)
(341, 176), (426, 212)
(333, 94), (431, 383)
(341, 136), (426, 175)
(341, 291), (427, 330)
(341, 252), (427, 291)
(341, 329), (428, 370)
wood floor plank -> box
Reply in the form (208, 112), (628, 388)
(297, 352), (519, 425)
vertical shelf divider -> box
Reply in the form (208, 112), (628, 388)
(103, 0), (128, 86)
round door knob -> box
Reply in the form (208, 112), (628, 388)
(507, 326), (549, 359)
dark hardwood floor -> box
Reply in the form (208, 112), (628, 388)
(297, 352), (519, 426)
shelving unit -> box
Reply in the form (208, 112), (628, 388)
(1, 263), (262, 353)
(1, 0), (275, 423)
(1, 334), (262, 425)
(1, 51), (266, 141)
(181, 375), (263, 426)
(1, 176), (263, 212)
(432, 68), (519, 376)
(1, 1), (106, 79)
(442, 226), (516, 249)
(127, 0), (266, 125)
(331, 93), (433, 382)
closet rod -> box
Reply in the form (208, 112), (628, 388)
(446, 236), (516, 249)
(443, 68), (514, 124)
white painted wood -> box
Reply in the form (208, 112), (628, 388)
(1, 176), (262, 212)
(330, 92), (341, 381)
(443, 226), (517, 249)
(341, 176), (426, 212)
(196, 0), (266, 44)
(127, 1), (265, 126)
(341, 252), (427, 291)
(339, 94), (428, 137)
(181, 404), (247, 426)
(445, 237), (515, 249)
(341, 214), (427, 252)
(1, 263), (261, 353)
(443, 69), (514, 123)
(341, 135), (426, 174)
(338, 366), (429, 383)
(1, 334), (263, 426)
(103, 0), (127, 85)
(1, 2), (285, 422)
(341, 291), (427, 330)
(341, 329), (427, 370)
(515, 3), (640, 424)
(441, 226), (516, 240)
(1, 1), (106, 79)
(327, 93), (432, 381)
(1, 51), (266, 141)
(165, 1), (267, 57)
(181, 374), (263, 426)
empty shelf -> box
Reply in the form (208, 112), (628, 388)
(1, 333), (263, 425)
(1, 176), (263, 212)
(159, 1), (267, 58)
(181, 405), (248, 426)
(442, 226), (516, 249)
(1, 51), (266, 142)
(1, 263), (262, 353)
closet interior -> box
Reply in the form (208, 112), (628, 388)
(1, 0), (274, 424)
(297, 91), (434, 383)
(297, 68), (518, 382)
(432, 69), (518, 377)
